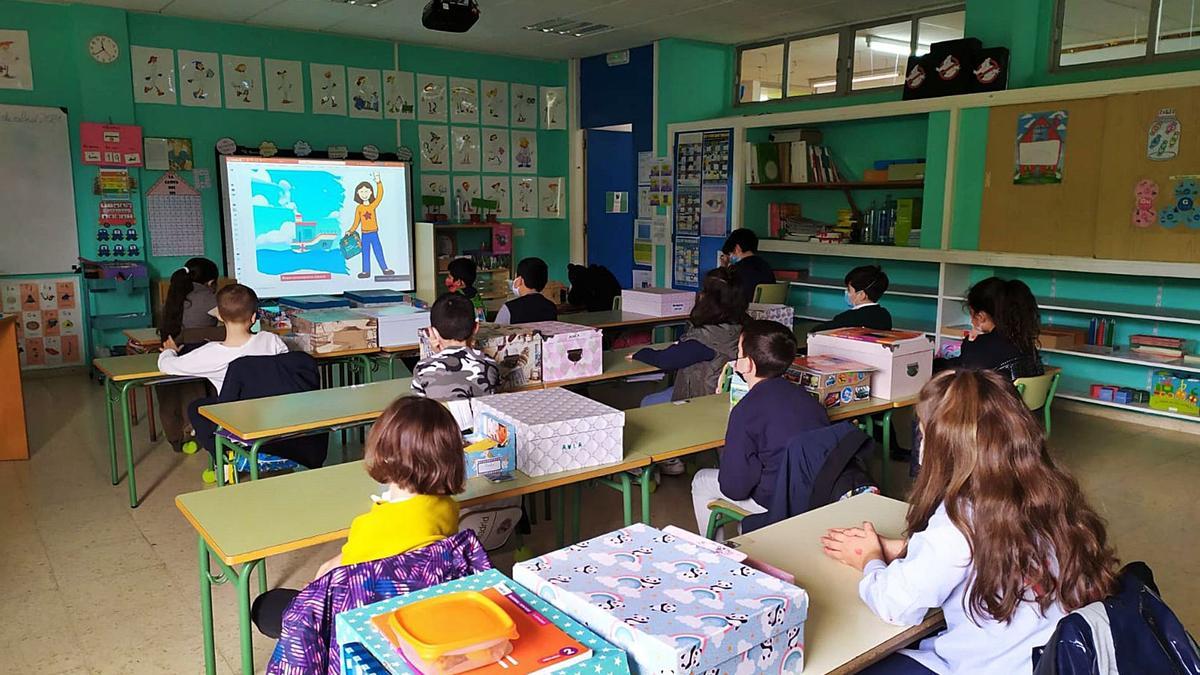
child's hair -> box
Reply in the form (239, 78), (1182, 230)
(365, 396), (466, 495)
(215, 284), (259, 324)
(966, 277), (1041, 355)
(515, 257), (549, 291)
(446, 257), (477, 288)
(910, 370), (1118, 622)
(721, 228), (759, 255)
(352, 181), (375, 204)
(430, 292), (477, 342)
(690, 267), (748, 327)
(740, 319), (796, 378)
(160, 257), (219, 340)
(844, 265), (889, 302)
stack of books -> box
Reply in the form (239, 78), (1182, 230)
(1129, 334), (1195, 363)
(745, 127), (844, 184)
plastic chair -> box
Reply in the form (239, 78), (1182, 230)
(1015, 367), (1062, 437)
(611, 295), (622, 311)
(705, 499), (751, 540)
(752, 282), (789, 304)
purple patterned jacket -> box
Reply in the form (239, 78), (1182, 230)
(267, 530), (492, 675)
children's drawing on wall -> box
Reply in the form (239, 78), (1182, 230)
(419, 125), (448, 171)
(383, 70), (415, 120)
(1159, 177), (1200, 229)
(265, 59), (303, 113)
(452, 127), (480, 171)
(483, 130), (508, 171)
(167, 138), (193, 171)
(1013, 110), (1067, 185)
(515, 177), (536, 217)
(484, 177), (511, 218)
(221, 55), (262, 110)
(131, 46), (176, 104)
(1132, 179), (1159, 228)
(449, 77), (479, 123)
(539, 177), (563, 219)
(0, 29), (33, 90)
(178, 51), (221, 108)
(422, 174), (450, 219)
(510, 83), (537, 128)
(1147, 108), (1181, 161)
(417, 74), (447, 120)
(482, 80), (508, 125)
(310, 64), (346, 115)
(346, 68), (382, 119)
(541, 86), (566, 130)
(455, 176), (481, 221)
(511, 131), (537, 174)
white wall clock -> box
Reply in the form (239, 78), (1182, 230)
(89, 35), (119, 64)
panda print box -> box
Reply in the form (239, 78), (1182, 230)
(513, 524), (808, 675)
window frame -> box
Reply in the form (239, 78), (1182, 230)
(1052, 0), (1200, 71)
(732, 4), (965, 108)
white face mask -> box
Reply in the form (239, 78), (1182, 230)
(510, 279), (520, 296)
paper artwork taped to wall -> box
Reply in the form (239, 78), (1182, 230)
(484, 176), (510, 217)
(482, 80), (508, 125)
(483, 129), (509, 172)
(178, 50), (222, 108)
(1013, 110), (1067, 185)
(1147, 108), (1181, 161)
(221, 55), (263, 110)
(417, 74), (447, 120)
(449, 77), (479, 123)
(310, 64), (346, 115)
(1159, 178), (1200, 229)
(383, 70), (415, 120)
(541, 86), (566, 130)
(131, 46), (176, 104)
(347, 68), (382, 119)
(454, 176), (481, 221)
(1132, 179), (1159, 229)
(265, 59), (304, 113)
(0, 29), (33, 90)
(515, 177), (537, 217)
(421, 174), (450, 218)
(452, 126), (480, 171)
(510, 83), (537, 128)
(539, 177), (563, 219)
(419, 125), (448, 171)
(510, 130), (537, 174)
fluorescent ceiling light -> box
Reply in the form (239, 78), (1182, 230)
(810, 72), (901, 90)
(864, 35), (929, 56)
(523, 18), (613, 37)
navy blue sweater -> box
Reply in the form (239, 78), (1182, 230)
(719, 377), (829, 507)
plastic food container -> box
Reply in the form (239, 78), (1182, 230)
(385, 591), (519, 674)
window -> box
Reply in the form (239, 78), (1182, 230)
(733, 6), (965, 105)
(1056, 0), (1200, 67)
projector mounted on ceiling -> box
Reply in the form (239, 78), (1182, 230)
(423, 0), (480, 33)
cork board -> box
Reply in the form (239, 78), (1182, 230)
(1094, 87), (1200, 263)
(978, 97), (1108, 257)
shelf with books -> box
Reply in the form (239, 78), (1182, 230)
(1037, 298), (1200, 326)
(1041, 346), (1200, 375)
(749, 180), (925, 191)
(789, 277), (938, 299)
(1056, 377), (1200, 424)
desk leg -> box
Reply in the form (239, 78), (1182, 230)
(641, 468), (653, 525)
(215, 434), (228, 487)
(571, 483), (581, 542)
(620, 473), (632, 527)
(235, 561), (258, 675)
(104, 377), (118, 485)
(554, 489), (565, 549)
(119, 381), (139, 508)
(198, 537), (217, 675)
(880, 410), (893, 496)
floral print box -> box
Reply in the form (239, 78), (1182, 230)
(514, 523), (808, 675)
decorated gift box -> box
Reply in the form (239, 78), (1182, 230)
(463, 412), (518, 478)
(621, 288), (696, 317)
(785, 354), (875, 409)
(747, 303), (794, 329)
(473, 388), (623, 477)
(525, 321), (603, 382)
(289, 309), (379, 354)
(513, 523), (808, 675)
(1150, 370), (1200, 416)
(420, 323), (543, 391)
(808, 327), (932, 400)
(335, 569), (631, 675)
(351, 305), (430, 348)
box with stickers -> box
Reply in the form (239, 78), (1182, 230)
(513, 523), (809, 675)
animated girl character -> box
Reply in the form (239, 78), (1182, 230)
(346, 172), (393, 278)
(515, 137), (532, 168)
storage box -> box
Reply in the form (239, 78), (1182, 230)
(351, 305), (430, 348)
(289, 309), (379, 354)
(747, 303), (794, 328)
(473, 388), (623, 477)
(278, 294), (351, 311)
(420, 323), (543, 391)
(464, 413), (518, 479)
(1150, 370), (1200, 416)
(785, 354), (875, 409)
(1039, 325), (1087, 349)
(335, 569), (630, 675)
(513, 523), (809, 675)
(621, 288), (696, 317)
(524, 321), (603, 383)
(886, 162), (926, 181)
(344, 289), (418, 307)
(808, 327), (933, 400)
(895, 197), (922, 246)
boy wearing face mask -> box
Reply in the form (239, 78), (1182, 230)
(720, 229), (775, 305)
(444, 257), (487, 322)
(810, 265), (892, 333)
(690, 320), (827, 539)
(495, 257), (558, 325)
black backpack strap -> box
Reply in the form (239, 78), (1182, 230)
(809, 423), (875, 508)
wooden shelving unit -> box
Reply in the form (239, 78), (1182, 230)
(748, 180), (924, 191)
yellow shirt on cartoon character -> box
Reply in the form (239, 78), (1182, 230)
(348, 180), (384, 234)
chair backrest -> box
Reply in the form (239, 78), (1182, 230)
(1014, 367), (1061, 410)
(611, 294), (622, 311)
(753, 281), (789, 304)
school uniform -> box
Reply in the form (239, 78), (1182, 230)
(495, 292), (558, 324)
(937, 330), (1044, 381)
(731, 255), (775, 304)
(158, 330), (288, 393)
(156, 284), (220, 448)
(633, 322), (741, 403)
(811, 302), (892, 333)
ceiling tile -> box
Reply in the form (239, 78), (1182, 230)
(160, 0), (282, 22)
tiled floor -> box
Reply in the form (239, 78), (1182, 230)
(3, 372), (1198, 673)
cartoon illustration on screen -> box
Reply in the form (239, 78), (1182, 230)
(346, 173), (393, 278)
(251, 169), (348, 277)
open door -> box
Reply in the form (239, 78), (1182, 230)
(584, 128), (634, 288)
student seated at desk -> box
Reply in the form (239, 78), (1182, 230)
(821, 370), (1118, 675)
(811, 265), (892, 332)
(720, 228), (775, 305)
(444, 256), (487, 321)
(495, 257), (557, 324)
(158, 283), (287, 394)
(412, 292), (499, 401)
(691, 320), (827, 539)
(155, 257), (220, 453)
(938, 277), (1044, 380)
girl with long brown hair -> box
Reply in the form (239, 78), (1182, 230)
(821, 369), (1119, 674)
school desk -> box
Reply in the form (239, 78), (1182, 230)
(562, 309), (689, 329)
(731, 493), (944, 674)
(0, 315), (29, 460)
(122, 326), (162, 351)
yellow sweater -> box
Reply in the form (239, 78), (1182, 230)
(340, 494), (459, 566)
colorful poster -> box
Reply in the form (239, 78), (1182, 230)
(638, 187), (653, 218)
(417, 74), (447, 120)
(701, 130), (731, 182)
(482, 80), (508, 125)
(637, 151), (653, 186)
(451, 126), (480, 171)
(674, 236), (700, 288)
(1147, 108), (1181, 161)
(651, 214), (670, 245)
(348, 68), (382, 119)
(383, 71), (415, 120)
(453, 175), (480, 221)
(0, 29), (34, 90)
(675, 184), (701, 236)
(482, 129), (509, 172)
(222, 55), (263, 110)
(178, 50), (221, 108)
(1014, 110), (1067, 184)
(1159, 177), (1200, 229)
(310, 64), (346, 115)
(633, 242), (653, 266)
(80, 123), (143, 167)
(700, 185), (728, 236)
(541, 86), (566, 130)
(514, 177), (537, 217)
(510, 83), (537, 128)
(675, 132), (703, 185)
(2, 276), (83, 369)
(539, 177), (563, 219)
(166, 138), (193, 171)
(421, 174), (450, 218)
(510, 130), (537, 174)
(632, 269), (653, 289)
(265, 59), (304, 113)
(419, 125), (449, 171)
(130, 46), (176, 105)
(146, 171), (204, 257)
(483, 176), (511, 217)
(449, 77), (479, 123)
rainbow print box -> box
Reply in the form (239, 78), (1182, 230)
(513, 523), (808, 675)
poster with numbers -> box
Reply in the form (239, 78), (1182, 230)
(2, 276), (83, 369)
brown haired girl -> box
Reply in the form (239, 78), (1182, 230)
(821, 369), (1118, 674)
(315, 396), (465, 578)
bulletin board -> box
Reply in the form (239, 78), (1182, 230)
(672, 127), (732, 289)
(0, 276), (85, 369)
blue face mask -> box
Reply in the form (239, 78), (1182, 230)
(844, 290), (856, 308)
(729, 254), (741, 264)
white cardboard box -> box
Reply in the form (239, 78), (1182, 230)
(350, 305), (430, 347)
(473, 388), (623, 477)
(807, 327), (933, 400)
(621, 287), (695, 317)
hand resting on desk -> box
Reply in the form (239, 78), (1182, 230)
(821, 521), (907, 571)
